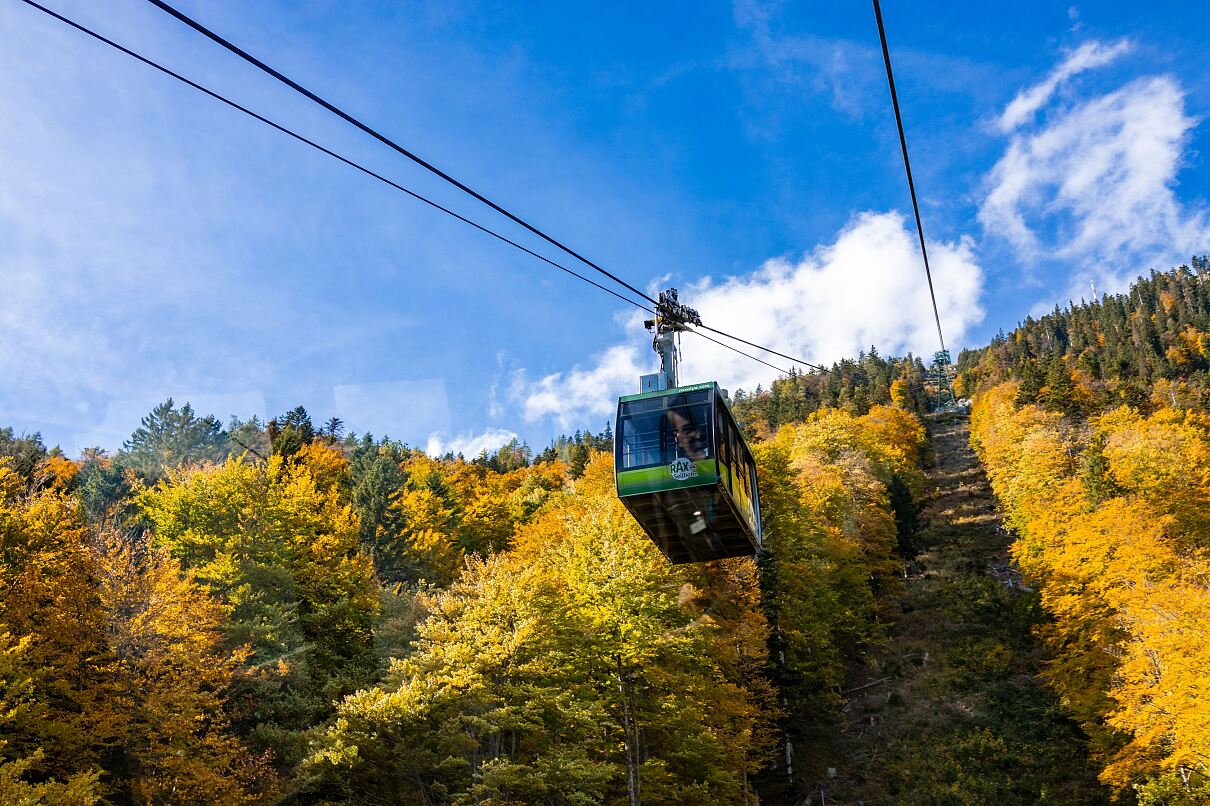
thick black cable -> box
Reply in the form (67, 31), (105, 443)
(872, 0), (948, 361)
(15, 0), (651, 315)
(144, 0), (660, 308)
(145, 0), (829, 377)
(20, 0), (820, 381)
(698, 324), (827, 373)
(687, 329), (791, 375)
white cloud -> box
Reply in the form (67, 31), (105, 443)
(997, 38), (1132, 132)
(678, 213), (983, 393)
(426, 428), (518, 459)
(520, 345), (649, 430)
(730, 0), (880, 121)
(516, 212), (984, 429)
(982, 66), (1209, 293)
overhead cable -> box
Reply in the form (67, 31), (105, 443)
(872, 0), (949, 361)
(15, 0), (651, 315)
(21, 0), (828, 379)
(143, 0), (661, 308)
(687, 329), (792, 375)
(699, 324), (827, 373)
(143, 0), (833, 376)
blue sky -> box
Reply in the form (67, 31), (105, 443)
(2, 0), (1209, 456)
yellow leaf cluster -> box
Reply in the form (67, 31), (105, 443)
(0, 460), (273, 801)
(308, 452), (776, 803)
(971, 383), (1210, 789)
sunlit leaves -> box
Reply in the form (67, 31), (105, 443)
(137, 452), (380, 764)
(755, 406), (925, 735)
(972, 383), (1210, 792)
(306, 453), (774, 804)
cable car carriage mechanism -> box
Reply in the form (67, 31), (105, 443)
(615, 289), (762, 564)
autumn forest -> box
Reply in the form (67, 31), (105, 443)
(2, 261), (1209, 804)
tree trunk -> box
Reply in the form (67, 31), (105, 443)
(616, 655), (641, 806)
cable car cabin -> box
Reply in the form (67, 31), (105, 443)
(614, 382), (762, 564)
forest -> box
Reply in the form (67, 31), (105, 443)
(961, 259), (1210, 803)
(971, 384), (1209, 803)
(0, 390), (925, 802)
(730, 351), (933, 436)
(954, 256), (1210, 413)
(2, 262), (1208, 804)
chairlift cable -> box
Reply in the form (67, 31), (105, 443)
(144, 0), (661, 309)
(14, 0), (653, 316)
(19, 0), (829, 381)
(872, 0), (949, 363)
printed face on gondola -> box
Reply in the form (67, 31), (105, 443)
(666, 409), (707, 460)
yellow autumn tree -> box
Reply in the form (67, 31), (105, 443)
(890, 377), (911, 408)
(0, 461), (124, 789)
(0, 458), (275, 802)
(92, 531), (278, 803)
(138, 454), (379, 766)
(971, 383), (1210, 796)
(752, 403), (926, 771)
(306, 453), (775, 804)
(772, 407), (920, 601)
(0, 629), (102, 804)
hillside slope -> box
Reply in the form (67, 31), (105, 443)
(799, 413), (1108, 805)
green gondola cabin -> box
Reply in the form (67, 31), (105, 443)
(614, 381), (762, 563)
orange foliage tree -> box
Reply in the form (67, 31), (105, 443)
(971, 383), (1210, 799)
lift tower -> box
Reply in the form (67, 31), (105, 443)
(640, 288), (701, 393)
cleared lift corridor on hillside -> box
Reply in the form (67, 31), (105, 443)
(802, 413), (1109, 805)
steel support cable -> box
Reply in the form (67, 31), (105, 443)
(143, 0), (835, 376)
(144, 0), (660, 308)
(872, 0), (949, 361)
(698, 324), (828, 373)
(19, 0), (824, 379)
(687, 329), (791, 375)
(15, 0), (651, 315)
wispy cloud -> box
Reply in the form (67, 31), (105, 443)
(0, 2), (434, 452)
(0, 2), (286, 448)
(981, 45), (1209, 293)
(729, 0), (880, 121)
(997, 38), (1132, 131)
(516, 212), (984, 430)
(426, 427), (518, 458)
